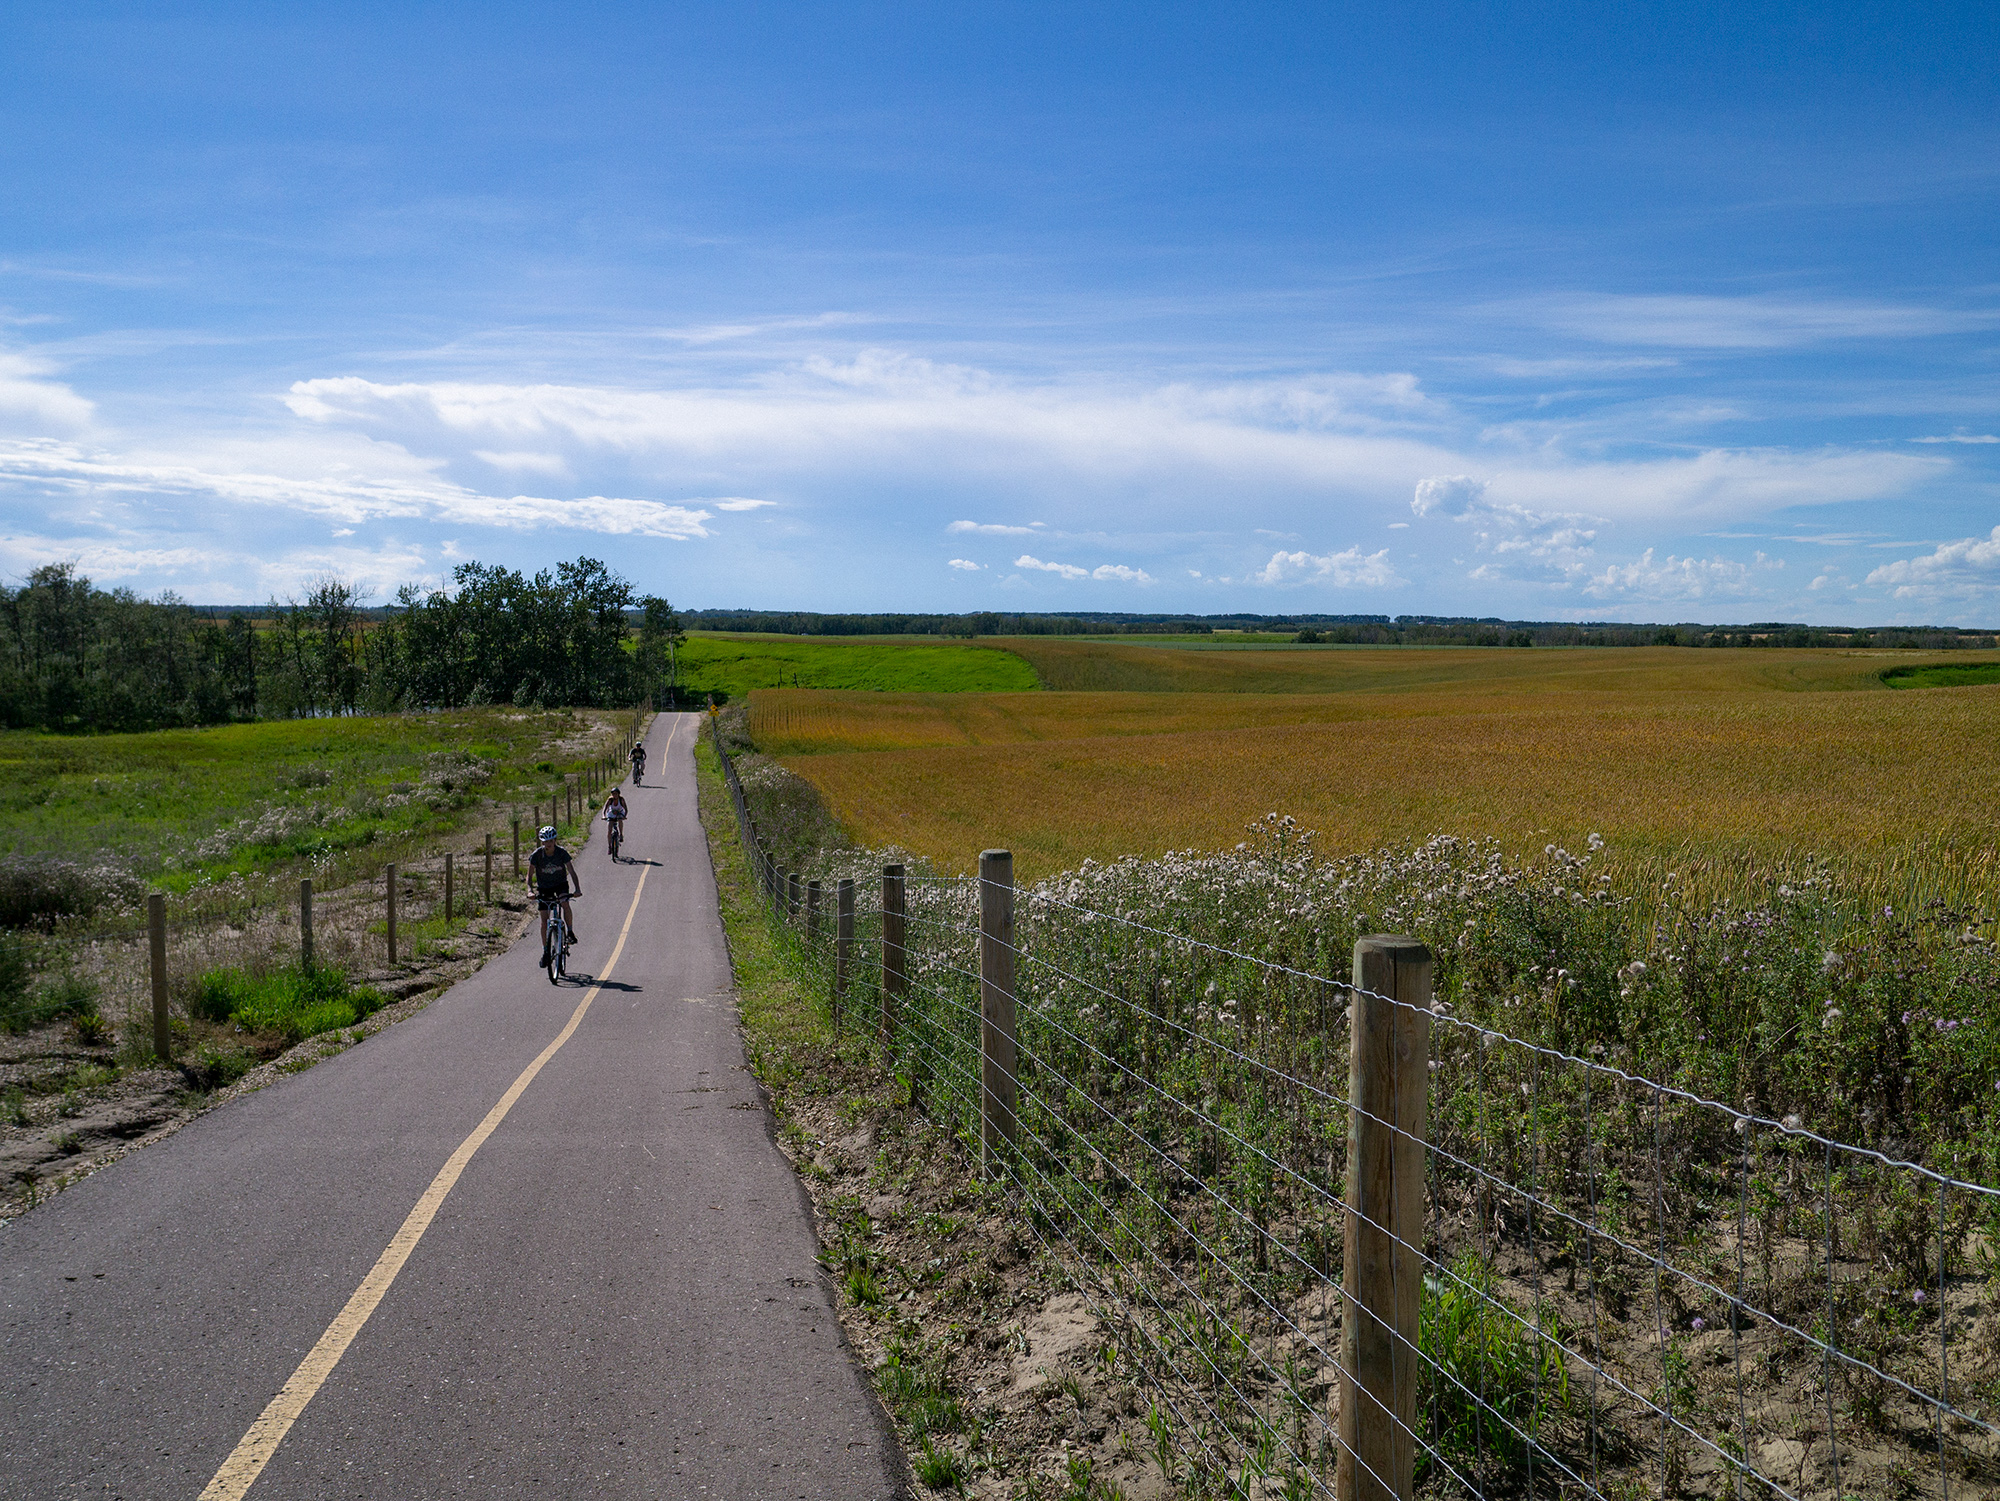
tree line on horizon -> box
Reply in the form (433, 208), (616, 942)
(0, 559), (684, 734)
(683, 606), (1995, 652)
(1, 562), (1993, 734)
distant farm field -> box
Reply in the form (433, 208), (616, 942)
(753, 645), (2000, 895)
(679, 633), (1038, 698)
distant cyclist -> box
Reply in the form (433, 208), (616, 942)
(603, 786), (629, 858)
(628, 738), (647, 784)
(527, 825), (582, 959)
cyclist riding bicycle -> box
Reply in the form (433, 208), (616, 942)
(527, 825), (582, 958)
(628, 739), (647, 783)
(603, 787), (629, 856)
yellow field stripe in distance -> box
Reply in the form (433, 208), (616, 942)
(197, 860), (655, 1500)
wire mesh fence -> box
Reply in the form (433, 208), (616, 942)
(711, 717), (2000, 1500)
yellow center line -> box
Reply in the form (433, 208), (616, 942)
(198, 820), (660, 1500)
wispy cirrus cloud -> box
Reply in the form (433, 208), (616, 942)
(950, 519), (1046, 536)
(280, 360), (1939, 533)
(0, 352), (94, 433)
(1500, 293), (1997, 349)
(0, 437), (717, 539)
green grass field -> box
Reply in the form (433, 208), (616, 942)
(677, 633), (1039, 698)
(1884, 660), (2000, 689)
(0, 707), (625, 894)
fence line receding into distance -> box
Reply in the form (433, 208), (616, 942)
(710, 711), (1999, 1501)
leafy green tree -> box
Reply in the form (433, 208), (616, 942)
(633, 595), (683, 705)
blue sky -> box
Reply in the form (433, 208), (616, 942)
(2, 2), (1997, 623)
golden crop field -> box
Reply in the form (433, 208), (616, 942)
(751, 645), (2000, 896)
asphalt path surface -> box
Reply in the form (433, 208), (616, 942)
(0, 713), (904, 1500)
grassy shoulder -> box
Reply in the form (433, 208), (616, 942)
(693, 729), (1167, 1500)
(0, 706), (633, 900)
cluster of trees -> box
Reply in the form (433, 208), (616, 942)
(391, 559), (681, 710)
(0, 560), (683, 733)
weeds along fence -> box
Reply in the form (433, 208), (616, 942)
(42, 718), (653, 1056)
(711, 717), (2000, 1500)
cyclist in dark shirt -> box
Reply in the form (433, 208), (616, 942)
(527, 825), (582, 957)
(629, 739), (647, 784)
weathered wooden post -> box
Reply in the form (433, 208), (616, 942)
(300, 878), (314, 968)
(444, 852), (455, 924)
(386, 862), (399, 963)
(806, 879), (822, 947)
(835, 878), (854, 1020)
(484, 833), (493, 903)
(881, 864), (906, 1054)
(978, 850), (1017, 1175)
(512, 817), (522, 876)
(1338, 936), (1432, 1501)
(147, 893), (171, 1063)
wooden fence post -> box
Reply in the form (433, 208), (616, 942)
(386, 863), (398, 963)
(444, 852), (456, 925)
(835, 878), (854, 1020)
(300, 878), (314, 969)
(512, 818), (521, 876)
(806, 879), (822, 947)
(881, 864), (906, 1054)
(1338, 935), (1432, 1501)
(978, 850), (1017, 1175)
(484, 833), (493, 903)
(147, 893), (171, 1063)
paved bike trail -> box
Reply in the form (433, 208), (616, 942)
(0, 713), (904, 1500)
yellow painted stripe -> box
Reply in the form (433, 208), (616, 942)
(198, 860), (655, 1501)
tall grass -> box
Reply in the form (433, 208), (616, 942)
(768, 689), (2000, 902)
(189, 963), (390, 1046)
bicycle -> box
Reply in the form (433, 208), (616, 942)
(539, 897), (575, 984)
(606, 815), (623, 860)
(629, 752), (646, 786)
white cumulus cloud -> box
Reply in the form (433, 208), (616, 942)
(1013, 554), (1149, 583)
(1865, 527), (2000, 600)
(947, 558), (982, 571)
(1582, 549), (1782, 600)
(1253, 547), (1402, 588)
(1016, 554), (1089, 579)
(1412, 474), (1487, 518)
